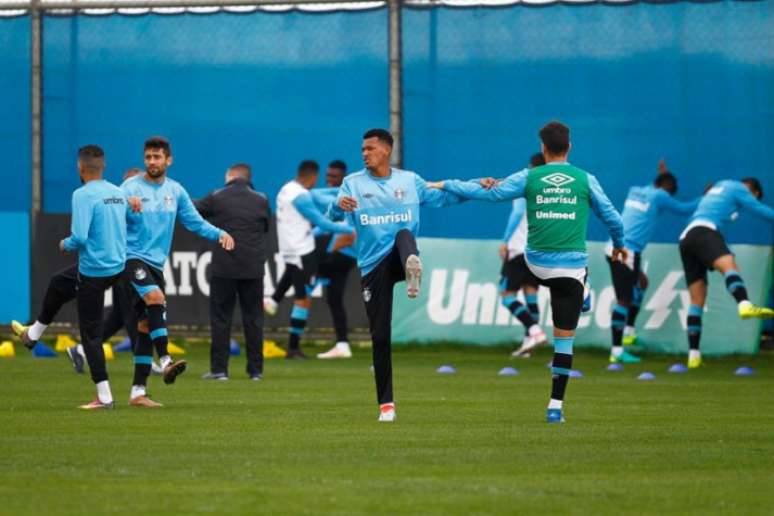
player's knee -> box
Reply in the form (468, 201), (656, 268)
(296, 298), (312, 309)
(143, 289), (165, 306)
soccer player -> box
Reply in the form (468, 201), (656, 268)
(607, 160), (700, 364)
(314, 160), (358, 359)
(122, 136), (235, 407)
(60, 145), (127, 409)
(429, 121), (625, 424)
(678, 177), (774, 369)
(264, 160), (353, 359)
(328, 129), (465, 422)
(501, 153), (548, 358)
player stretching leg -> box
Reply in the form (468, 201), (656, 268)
(501, 153), (548, 358)
(122, 137), (234, 406)
(678, 178), (774, 369)
(607, 160), (699, 363)
(430, 121), (625, 423)
(328, 129), (465, 422)
(59, 145), (127, 409)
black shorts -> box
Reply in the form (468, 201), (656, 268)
(123, 258), (165, 320)
(679, 227), (732, 285)
(606, 253), (641, 303)
(500, 254), (539, 292)
(287, 251), (319, 300)
(529, 268), (585, 331)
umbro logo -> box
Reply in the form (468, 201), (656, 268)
(363, 193), (374, 199)
(541, 173), (575, 187)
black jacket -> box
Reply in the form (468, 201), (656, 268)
(195, 178), (271, 279)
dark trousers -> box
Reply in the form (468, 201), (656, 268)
(102, 281), (139, 345)
(76, 272), (122, 384)
(319, 252), (357, 342)
(209, 276), (265, 376)
(361, 230), (418, 405)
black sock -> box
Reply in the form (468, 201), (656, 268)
(525, 293), (539, 322)
(550, 337), (574, 402)
(627, 287), (643, 326)
(146, 304), (168, 357)
(133, 332), (153, 386)
(502, 295), (535, 329)
(724, 272), (749, 304)
(611, 304), (628, 348)
(288, 304), (308, 351)
(687, 304), (703, 351)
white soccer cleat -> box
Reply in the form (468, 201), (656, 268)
(405, 254), (422, 299)
(317, 342), (353, 359)
(512, 327), (548, 357)
(378, 406), (396, 422)
(263, 298), (278, 316)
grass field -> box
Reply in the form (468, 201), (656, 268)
(1, 341), (773, 515)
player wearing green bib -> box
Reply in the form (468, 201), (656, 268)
(429, 121), (626, 423)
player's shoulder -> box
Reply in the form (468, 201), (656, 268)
(120, 174), (143, 190)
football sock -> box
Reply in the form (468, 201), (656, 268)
(687, 304), (702, 351)
(146, 304), (168, 357)
(627, 286), (644, 326)
(502, 294), (536, 329)
(130, 385), (146, 400)
(288, 304), (308, 351)
(28, 321), (48, 341)
(724, 271), (749, 304)
(611, 304), (628, 350)
(525, 293), (540, 321)
(96, 380), (113, 405)
(550, 336), (574, 405)
(132, 332), (153, 387)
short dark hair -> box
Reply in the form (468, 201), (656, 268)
(741, 177), (763, 199)
(78, 145), (105, 174)
(529, 153), (546, 168)
(539, 121), (570, 155)
(654, 172), (678, 195)
(328, 160), (347, 174)
(144, 136), (171, 157)
(229, 162), (252, 181)
(363, 128), (394, 147)
(298, 160), (320, 177)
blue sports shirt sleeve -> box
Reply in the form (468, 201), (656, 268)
(294, 192), (353, 234)
(588, 174), (625, 248)
(655, 189), (701, 215)
(310, 187), (339, 213)
(62, 189), (92, 252)
(177, 186), (223, 241)
(502, 199), (526, 242)
(733, 183), (774, 223)
(442, 170), (528, 202)
(415, 175), (466, 207)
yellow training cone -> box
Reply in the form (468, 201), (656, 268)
(167, 342), (186, 355)
(103, 343), (115, 361)
(55, 334), (77, 352)
(0, 341), (15, 358)
(263, 339), (286, 359)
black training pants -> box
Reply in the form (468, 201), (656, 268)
(319, 252), (357, 343)
(76, 272), (122, 384)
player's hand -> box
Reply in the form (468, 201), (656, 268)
(611, 247), (628, 263)
(658, 158), (668, 175)
(498, 243), (508, 261)
(479, 177), (499, 190)
(219, 232), (235, 251)
(426, 181), (444, 190)
(128, 196), (143, 213)
(332, 232), (356, 252)
(338, 196), (358, 212)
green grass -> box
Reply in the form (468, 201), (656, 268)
(1, 342), (773, 515)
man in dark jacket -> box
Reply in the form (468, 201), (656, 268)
(196, 163), (271, 380)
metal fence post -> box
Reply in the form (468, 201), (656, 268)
(30, 0), (42, 243)
(388, 0), (402, 168)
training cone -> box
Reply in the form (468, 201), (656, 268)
(0, 341), (15, 358)
(437, 365), (456, 374)
(263, 340), (286, 359)
(638, 372), (656, 381)
(569, 370), (583, 378)
(668, 363), (688, 374)
(607, 363), (624, 372)
(229, 339), (241, 356)
(113, 337), (132, 352)
(55, 334), (77, 352)
(31, 342), (57, 358)
(167, 342), (186, 355)
(102, 343), (115, 361)
(735, 366), (754, 377)
(498, 366), (519, 377)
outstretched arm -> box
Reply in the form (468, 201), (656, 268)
(735, 184), (774, 223)
(310, 187), (339, 213)
(588, 174), (625, 248)
(294, 193), (353, 235)
(415, 175), (466, 207)
(436, 170), (528, 203)
(656, 190), (700, 215)
(178, 187), (235, 250)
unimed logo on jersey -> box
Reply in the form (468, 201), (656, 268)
(541, 173), (575, 188)
(359, 210), (412, 226)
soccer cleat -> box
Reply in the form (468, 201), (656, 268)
(687, 355), (703, 369)
(622, 334), (637, 346)
(78, 398), (114, 410)
(738, 302), (774, 320)
(609, 350), (641, 364)
(263, 298), (278, 316)
(201, 371), (229, 381)
(546, 408), (565, 424)
(250, 373), (263, 381)
(162, 359), (187, 385)
(285, 349), (308, 360)
(405, 254), (423, 299)
(11, 320), (35, 350)
(263, 340), (287, 359)
(512, 328), (548, 357)
(129, 395), (163, 408)
(378, 404), (396, 422)
(66, 346), (86, 374)
(317, 342), (353, 359)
